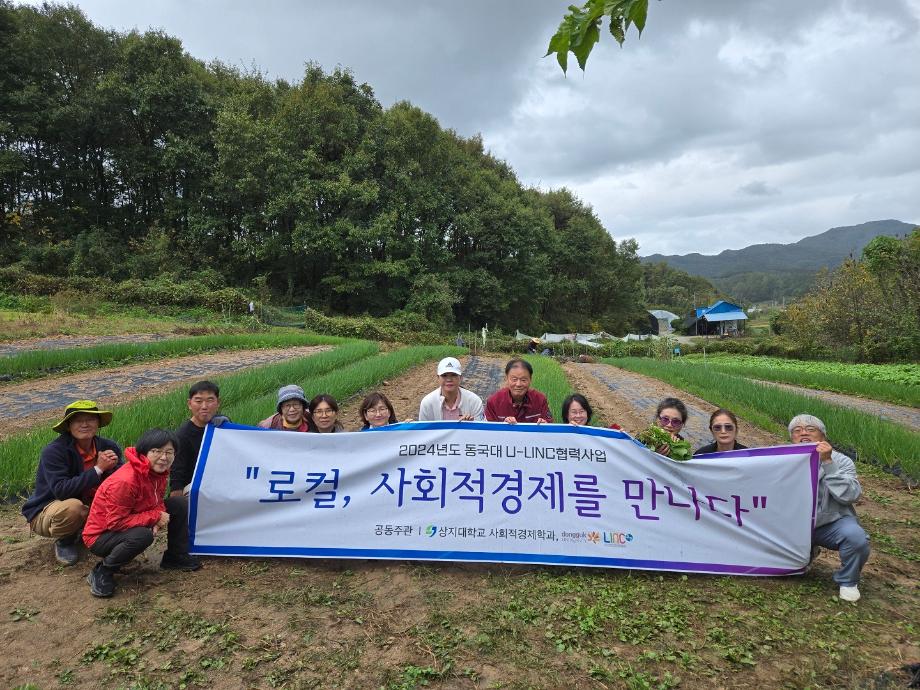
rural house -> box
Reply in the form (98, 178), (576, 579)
(685, 300), (748, 336)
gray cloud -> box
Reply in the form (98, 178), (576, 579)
(45, 0), (920, 256)
(737, 181), (780, 197)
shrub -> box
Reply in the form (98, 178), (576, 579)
(302, 308), (448, 344)
(0, 268), (251, 314)
(0, 266), (62, 295)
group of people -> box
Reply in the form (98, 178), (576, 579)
(22, 356), (870, 602)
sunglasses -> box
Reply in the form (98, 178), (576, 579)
(658, 415), (684, 428)
(711, 424), (735, 432)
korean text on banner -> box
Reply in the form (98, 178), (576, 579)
(188, 422), (819, 576)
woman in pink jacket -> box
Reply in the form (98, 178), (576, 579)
(82, 428), (200, 598)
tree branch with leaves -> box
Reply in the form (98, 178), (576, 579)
(546, 0), (653, 74)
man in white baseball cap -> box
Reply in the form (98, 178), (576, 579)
(418, 357), (484, 422)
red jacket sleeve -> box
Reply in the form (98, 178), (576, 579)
(100, 477), (161, 532)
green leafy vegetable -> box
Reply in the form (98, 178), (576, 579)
(637, 425), (693, 461)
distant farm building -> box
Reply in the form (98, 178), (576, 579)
(648, 309), (680, 335)
(685, 300), (747, 336)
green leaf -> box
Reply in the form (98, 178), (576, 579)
(627, 0), (649, 34)
(572, 21), (600, 71)
(556, 49), (569, 74)
(608, 17), (626, 45)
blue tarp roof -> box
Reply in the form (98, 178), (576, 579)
(703, 310), (747, 322)
(691, 300), (748, 323)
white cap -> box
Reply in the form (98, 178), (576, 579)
(437, 357), (462, 376)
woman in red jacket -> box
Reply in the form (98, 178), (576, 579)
(83, 428), (200, 598)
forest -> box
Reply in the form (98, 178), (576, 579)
(0, 3), (653, 334)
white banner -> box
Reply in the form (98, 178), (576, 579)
(189, 422), (819, 576)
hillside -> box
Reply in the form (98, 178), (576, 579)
(643, 220), (917, 302)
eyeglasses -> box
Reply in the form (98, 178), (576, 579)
(711, 424), (735, 432)
(313, 409), (336, 417)
(147, 448), (175, 459)
(791, 425), (821, 434)
(280, 401), (303, 410)
(367, 406), (390, 416)
(658, 415), (684, 428)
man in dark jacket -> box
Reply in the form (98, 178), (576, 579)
(21, 400), (122, 566)
(170, 381), (228, 497)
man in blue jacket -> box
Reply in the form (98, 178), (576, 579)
(21, 400), (122, 566)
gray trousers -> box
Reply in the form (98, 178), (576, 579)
(813, 515), (870, 586)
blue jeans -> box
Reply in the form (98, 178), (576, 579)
(813, 515), (870, 586)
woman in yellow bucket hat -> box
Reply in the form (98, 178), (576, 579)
(21, 400), (122, 566)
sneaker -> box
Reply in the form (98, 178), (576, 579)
(87, 563), (115, 598)
(160, 552), (202, 572)
(839, 585), (861, 602)
(54, 538), (79, 566)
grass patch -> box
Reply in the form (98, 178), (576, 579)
(0, 332), (348, 381)
(683, 354), (920, 407)
(0, 301), (262, 343)
(0, 341), (379, 498)
(606, 357), (920, 482)
(523, 355), (574, 422)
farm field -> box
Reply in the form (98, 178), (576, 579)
(607, 357), (920, 483)
(0, 337), (917, 689)
(0, 345), (346, 441)
(0, 332), (347, 383)
(0, 304), (262, 343)
(682, 354), (920, 407)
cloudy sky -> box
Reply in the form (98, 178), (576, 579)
(41, 0), (920, 255)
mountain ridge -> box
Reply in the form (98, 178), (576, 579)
(641, 219), (917, 302)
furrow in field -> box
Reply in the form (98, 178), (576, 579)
(0, 345), (331, 438)
(0, 333), (173, 356)
(747, 379), (920, 431)
(571, 362), (783, 450)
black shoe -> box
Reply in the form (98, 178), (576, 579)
(54, 537), (79, 566)
(87, 563), (115, 597)
(160, 552), (201, 572)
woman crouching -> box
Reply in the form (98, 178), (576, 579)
(82, 429), (201, 598)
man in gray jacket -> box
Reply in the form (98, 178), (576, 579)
(418, 357), (484, 422)
(790, 414), (870, 602)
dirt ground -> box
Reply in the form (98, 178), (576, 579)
(0, 346), (331, 439)
(564, 362), (782, 449)
(0, 355), (917, 689)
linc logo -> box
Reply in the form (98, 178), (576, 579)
(601, 531), (634, 546)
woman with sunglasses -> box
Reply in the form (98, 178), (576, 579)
(653, 397), (688, 457)
(694, 409), (748, 455)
